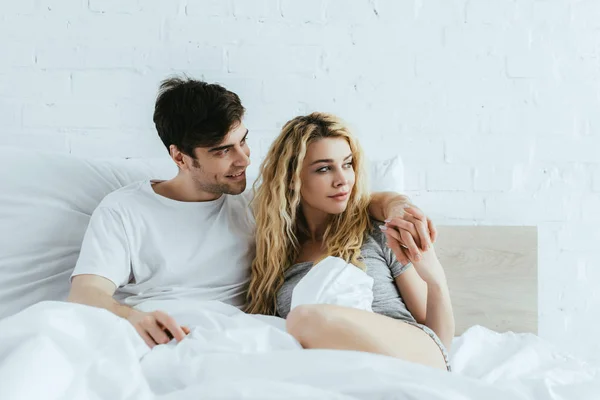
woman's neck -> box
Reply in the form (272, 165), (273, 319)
(301, 203), (329, 242)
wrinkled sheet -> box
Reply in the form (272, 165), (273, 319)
(0, 300), (599, 400)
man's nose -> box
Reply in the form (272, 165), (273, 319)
(233, 146), (250, 167)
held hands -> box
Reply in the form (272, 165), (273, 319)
(127, 310), (190, 348)
(380, 205), (446, 285)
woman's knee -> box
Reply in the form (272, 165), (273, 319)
(286, 304), (332, 346)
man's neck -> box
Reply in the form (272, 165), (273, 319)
(152, 176), (222, 202)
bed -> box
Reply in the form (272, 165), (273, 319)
(0, 147), (598, 400)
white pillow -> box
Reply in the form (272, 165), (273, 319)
(367, 155), (405, 193)
(0, 147), (403, 319)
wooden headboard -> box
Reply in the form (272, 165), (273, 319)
(436, 226), (538, 335)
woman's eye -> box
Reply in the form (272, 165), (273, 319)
(343, 162), (353, 168)
(316, 166), (330, 173)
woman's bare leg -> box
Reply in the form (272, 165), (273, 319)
(286, 304), (447, 371)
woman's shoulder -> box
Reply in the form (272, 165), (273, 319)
(365, 217), (387, 241)
(361, 218), (388, 253)
(284, 260), (313, 279)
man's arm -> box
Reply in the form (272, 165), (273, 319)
(368, 192), (410, 223)
(69, 205), (187, 347)
(68, 274), (188, 348)
(68, 274), (135, 319)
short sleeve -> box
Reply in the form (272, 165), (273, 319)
(370, 223), (412, 278)
(70, 206), (132, 288)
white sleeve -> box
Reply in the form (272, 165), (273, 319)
(71, 206), (132, 288)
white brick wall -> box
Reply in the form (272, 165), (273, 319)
(1, 0), (599, 362)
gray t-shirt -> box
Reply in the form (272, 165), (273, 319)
(276, 222), (415, 322)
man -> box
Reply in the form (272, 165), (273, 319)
(68, 76), (434, 349)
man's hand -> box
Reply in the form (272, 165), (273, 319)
(381, 205), (437, 266)
(127, 310), (190, 348)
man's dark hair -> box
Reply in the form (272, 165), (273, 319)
(153, 76), (245, 157)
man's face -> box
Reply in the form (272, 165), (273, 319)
(188, 123), (251, 196)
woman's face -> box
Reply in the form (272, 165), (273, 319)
(299, 137), (356, 216)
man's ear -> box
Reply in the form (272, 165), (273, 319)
(170, 145), (186, 170)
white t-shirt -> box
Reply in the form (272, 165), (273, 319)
(71, 180), (256, 309)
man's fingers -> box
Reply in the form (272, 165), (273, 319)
(154, 312), (186, 342)
(138, 328), (157, 349)
(404, 206), (426, 221)
(428, 217), (438, 243)
(147, 323), (171, 345)
(403, 213), (432, 251)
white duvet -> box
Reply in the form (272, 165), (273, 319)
(1, 257), (598, 400)
(0, 300), (599, 400)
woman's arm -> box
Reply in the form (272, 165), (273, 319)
(383, 214), (455, 350)
(413, 249), (455, 350)
(388, 242), (455, 349)
(394, 267), (428, 324)
(422, 271), (455, 350)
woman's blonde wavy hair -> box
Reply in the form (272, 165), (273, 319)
(245, 112), (371, 316)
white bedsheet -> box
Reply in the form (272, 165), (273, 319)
(0, 300), (598, 400)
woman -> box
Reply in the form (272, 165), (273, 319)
(246, 112), (455, 371)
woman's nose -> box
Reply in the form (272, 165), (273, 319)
(333, 172), (348, 187)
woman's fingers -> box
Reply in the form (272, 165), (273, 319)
(381, 223), (421, 262)
(399, 228), (421, 261)
(402, 213), (432, 251)
(384, 217), (422, 249)
(380, 228), (411, 266)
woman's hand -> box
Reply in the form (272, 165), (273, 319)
(383, 223), (446, 284)
(380, 205), (437, 266)
(380, 206), (446, 284)
(409, 246), (447, 285)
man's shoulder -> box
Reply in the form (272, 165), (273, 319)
(96, 180), (149, 211)
(223, 189), (255, 217)
(223, 189), (255, 232)
(225, 188), (254, 207)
